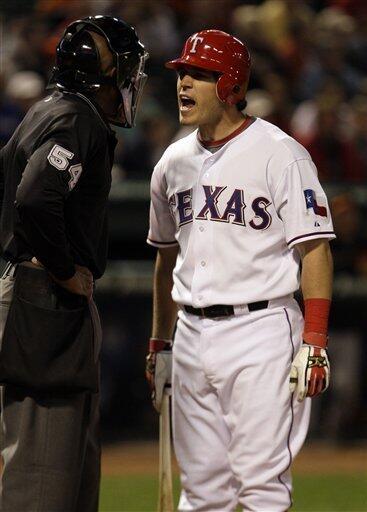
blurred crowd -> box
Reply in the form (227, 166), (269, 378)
(2, 0), (367, 289)
(1, 0), (367, 441)
(1, 0), (367, 182)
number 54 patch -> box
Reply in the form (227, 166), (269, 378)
(47, 144), (82, 191)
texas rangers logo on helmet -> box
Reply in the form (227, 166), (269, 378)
(189, 35), (204, 53)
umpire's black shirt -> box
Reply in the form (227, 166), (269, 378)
(0, 90), (117, 280)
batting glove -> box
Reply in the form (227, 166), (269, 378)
(289, 343), (330, 402)
(146, 338), (172, 413)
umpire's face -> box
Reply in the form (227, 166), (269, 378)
(89, 31), (123, 123)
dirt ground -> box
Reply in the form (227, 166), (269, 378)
(101, 441), (367, 476)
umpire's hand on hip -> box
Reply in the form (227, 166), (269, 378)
(57, 265), (94, 299)
(32, 257), (94, 299)
(146, 338), (172, 413)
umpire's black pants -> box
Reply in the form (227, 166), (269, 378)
(0, 265), (101, 512)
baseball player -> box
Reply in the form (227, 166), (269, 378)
(146, 30), (334, 511)
(0, 16), (147, 511)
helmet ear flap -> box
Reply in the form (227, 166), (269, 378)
(216, 74), (233, 103)
(216, 75), (246, 105)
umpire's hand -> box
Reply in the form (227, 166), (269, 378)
(32, 258), (94, 299)
(57, 265), (94, 299)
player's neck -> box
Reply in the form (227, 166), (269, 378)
(198, 111), (247, 144)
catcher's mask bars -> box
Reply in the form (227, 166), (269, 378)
(51, 15), (149, 127)
(166, 29), (251, 106)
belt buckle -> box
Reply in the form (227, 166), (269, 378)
(205, 306), (218, 318)
(206, 305), (233, 318)
(205, 307), (216, 318)
(223, 305), (234, 316)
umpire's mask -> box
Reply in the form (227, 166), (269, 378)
(50, 15), (149, 128)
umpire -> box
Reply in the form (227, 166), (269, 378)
(0, 15), (148, 512)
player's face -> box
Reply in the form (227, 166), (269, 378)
(176, 67), (224, 127)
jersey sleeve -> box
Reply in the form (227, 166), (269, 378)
(15, 113), (97, 279)
(147, 163), (177, 248)
(273, 158), (335, 249)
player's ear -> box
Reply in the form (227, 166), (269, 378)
(226, 85), (245, 106)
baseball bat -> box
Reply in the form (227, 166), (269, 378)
(157, 390), (174, 512)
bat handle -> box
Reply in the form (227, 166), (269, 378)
(157, 391), (174, 512)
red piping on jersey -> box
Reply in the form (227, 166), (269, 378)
(198, 116), (255, 148)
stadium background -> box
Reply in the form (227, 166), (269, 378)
(1, 0), (366, 510)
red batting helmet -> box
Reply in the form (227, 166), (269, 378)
(166, 30), (251, 105)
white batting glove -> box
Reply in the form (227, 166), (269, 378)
(146, 338), (172, 413)
(289, 344), (330, 402)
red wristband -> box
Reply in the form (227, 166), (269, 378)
(303, 298), (331, 348)
(149, 338), (172, 352)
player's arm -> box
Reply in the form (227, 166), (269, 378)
(290, 238), (333, 401)
(146, 246), (178, 412)
(146, 158), (178, 411)
(152, 246), (179, 339)
(298, 238), (333, 300)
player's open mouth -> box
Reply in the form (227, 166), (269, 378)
(180, 95), (196, 112)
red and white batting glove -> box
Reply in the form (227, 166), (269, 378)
(145, 338), (172, 413)
(290, 332), (330, 402)
(290, 298), (331, 402)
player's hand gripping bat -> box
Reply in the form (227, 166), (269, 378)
(157, 389), (174, 512)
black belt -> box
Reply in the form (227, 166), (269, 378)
(184, 301), (269, 318)
(1, 260), (40, 279)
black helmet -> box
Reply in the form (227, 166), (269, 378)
(50, 15), (149, 127)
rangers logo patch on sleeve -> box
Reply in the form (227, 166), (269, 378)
(304, 189), (327, 217)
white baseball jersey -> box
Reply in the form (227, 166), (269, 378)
(148, 118), (335, 308)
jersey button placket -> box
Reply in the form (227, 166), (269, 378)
(191, 155), (215, 307)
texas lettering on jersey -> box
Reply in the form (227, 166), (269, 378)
(147, 120), (335, 306)
(168, 186), (272, 230)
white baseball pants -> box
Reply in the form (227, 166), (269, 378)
(172, 297), (311, 512)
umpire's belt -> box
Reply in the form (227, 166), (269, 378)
(184, 301), (269, 318)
